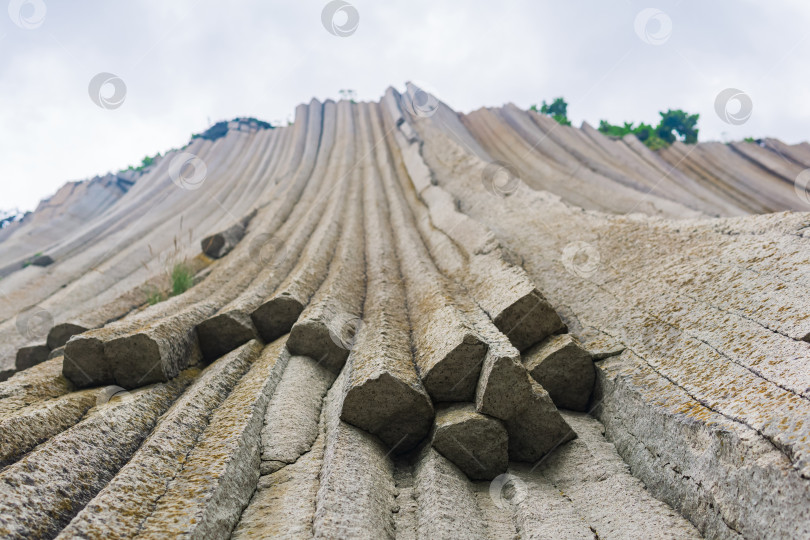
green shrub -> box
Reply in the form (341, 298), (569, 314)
(598, 109), (699, 150)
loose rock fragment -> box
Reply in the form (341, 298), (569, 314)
(200, 209), (256, 259)
(523, 334), (595, 411)
(31, 254), (54, 267)
(470, 253), (566, 351)
(47, 323), (88, 350)
(104, 325), (203, 389)
(62, 333), (114, 388)
(196, 309), (260, 362)
(15, 345), (50, 371)
(476, 346), (575, 462)
(431, 403), (508, 480)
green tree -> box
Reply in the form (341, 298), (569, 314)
(656, 109), (699, 144)
(533, 97), (571, 126)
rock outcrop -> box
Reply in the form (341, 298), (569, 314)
(0, 86), (807, 538)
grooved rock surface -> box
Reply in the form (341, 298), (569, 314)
(260, 354), (334, 474)
(55, 340), (263, 539)
(409, 88), (810, 537)
(0, 87), (806, 538)
(0, 371), (196, 539)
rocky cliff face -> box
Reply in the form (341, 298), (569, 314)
(0, 171), (137, 278)
(0, 88), (807, 539)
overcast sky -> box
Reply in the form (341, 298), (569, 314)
(1, 0), (809, 211)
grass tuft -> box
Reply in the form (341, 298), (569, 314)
(147, 288), (166, 306)
(171, 262), (194, 297)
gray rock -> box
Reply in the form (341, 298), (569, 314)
(0, 369), (14, 382)
(252, 294), (306, 343)
(196, 309), (260, 362)
(314, 367), (398, 539)
(195, 101), (345, 366)
(504, 378), (577, 462)
(56, 340), (264, 539)
(31, 254), (54, 267)
(474, 263), (566, 353)
(104, 324), (203, 389)
(339, 137), (434, 455)
(0, 371), (195, 539)
(251, 174), (349, 343)
(0, 389), (98, 468)
(476, 349), (575, 462)
(412, 446), (490, 538)
(431, 403), (508, 480)
(15, 345), (50, 371)
(287, 314), (355, 373)
(523, 334), (594, 411)
(200, 223), (246, 259)
(135, 338), (289, 539)
(47, 323), (88, 350)
(63, 333), (114, 388)
(285, 139), (366, 373)
(377, 145), (488, 403)
(0, 358), (73, 418)
(261, 355), (334, 474)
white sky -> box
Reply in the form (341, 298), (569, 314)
(1, 0), (809, 211)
